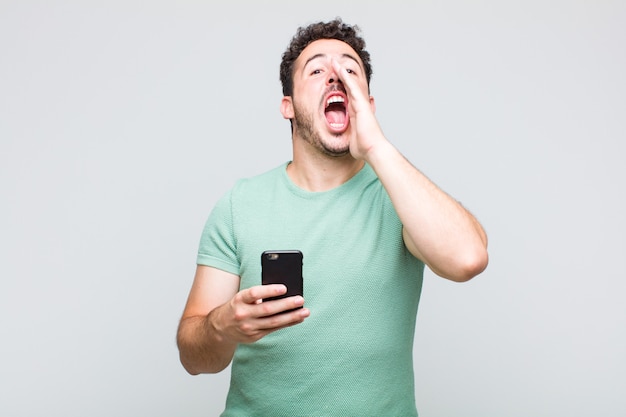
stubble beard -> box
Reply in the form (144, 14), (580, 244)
(292, 100), (350, 158)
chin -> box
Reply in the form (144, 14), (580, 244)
(320, 137), (350, 157)
(322, 148), (350, 158)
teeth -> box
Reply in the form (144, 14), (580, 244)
(326, 96), (345, 107)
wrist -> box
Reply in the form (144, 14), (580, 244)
(362, 138), (396, 166)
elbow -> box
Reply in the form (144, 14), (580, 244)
(179, 353), (202, 376)
(181, 363), (201, 376)
(438, 247), (489, 283)
(176, 315), (235, 375)
(177, 343), (203, 376)
(176, 331), (230, 375)
(179, 351), (230, 376)
(177, 333), (233, 375)
(454, 248), (489, 282)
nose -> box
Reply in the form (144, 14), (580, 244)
(327, 71), (342, 85)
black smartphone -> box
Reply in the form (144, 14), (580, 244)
(261, 250), (303, 305)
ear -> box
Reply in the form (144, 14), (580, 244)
(281, 96), (294, 119)
(369, 96), (376, 114)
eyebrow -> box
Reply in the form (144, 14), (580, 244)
(303, 53), (362, 71)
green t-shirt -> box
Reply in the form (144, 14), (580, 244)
(198, 162), (424, 416)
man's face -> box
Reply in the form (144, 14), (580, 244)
(284, 39), (370, 157)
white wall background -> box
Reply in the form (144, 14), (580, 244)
(1, 1), (624, 416)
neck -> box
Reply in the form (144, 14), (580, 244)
(287, 149), (365, 192)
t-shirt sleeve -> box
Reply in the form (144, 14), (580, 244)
(196, 189), (240, 276)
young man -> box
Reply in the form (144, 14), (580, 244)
(177, 19), (488, 416)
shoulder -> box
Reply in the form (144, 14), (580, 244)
(233, 163), (287, 194)
(216, 163), (290, 215)
(213, 163), (287, 204)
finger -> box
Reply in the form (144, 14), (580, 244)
(240, 284), (287, 305)
(331, 60), (362, 97)
(257, 305), (310, 330)
(256, 295), (306, 318)
(331, 60), (354, 90)
(239, 308), (308, 343)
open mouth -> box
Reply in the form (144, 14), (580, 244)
(324, 93), (348, 133)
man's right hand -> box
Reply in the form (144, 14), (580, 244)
(177, 266), (309, 374)
(211, 284), (309, 344)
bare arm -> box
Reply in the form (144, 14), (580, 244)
(177, 265), (310, 375)
(367, 144), (488, 281)
(333, 60), (488, 282)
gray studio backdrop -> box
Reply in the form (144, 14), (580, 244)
(1, 1), (624, 416)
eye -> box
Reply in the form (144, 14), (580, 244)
(311, 69), (323, 75)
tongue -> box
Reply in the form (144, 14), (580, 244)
(325, 104), (347, 127)
(325, 110), (346, 125)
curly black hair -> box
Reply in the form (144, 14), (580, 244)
(279, 18), (373, 97)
